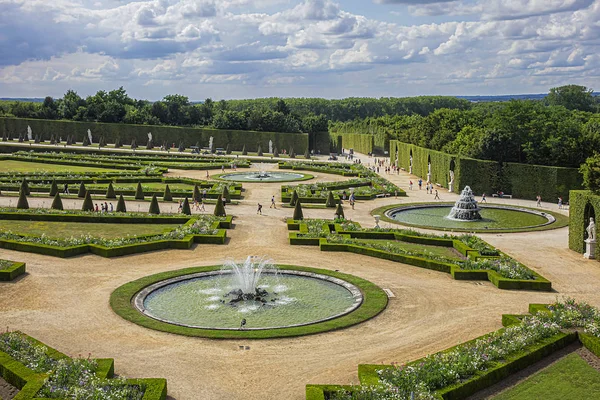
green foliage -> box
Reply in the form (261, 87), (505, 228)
(569, 190), (600, 253)
(329, 132), (374, 154)
(581, 153), (600, 193)
(148, 194), (160, 215)
(225, 143), (231, 154)
(163, 184), (172, 201)
(335, 203), (344, 219)
(106, 182), (116, 199)
(213, 196), (226, 217)
(326, 191), (336, 207)
(181, 197), (191, 215)
(17, 189), (29, 209)
(193, 184), (201, 201)
(222, 186), (230, 203)
(49, 179), (58, 196)
(257, 145), (263, 156)
(289, 190), (299, 206)
(20, 179), (30, 195)
(547, 84), (597, 112)
(82, 191), (94, 211)
(241, 144), (247, 155)
(78, 181), (86, 198)
(135, 182), (144, 200)
(0, 260), (26, 281)
(293, 200), (304, 220)
(116, 194), (126, 213)
(51, 193), (63, 210)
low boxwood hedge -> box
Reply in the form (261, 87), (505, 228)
(0, 260), (26, 281)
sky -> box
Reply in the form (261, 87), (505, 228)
(0, 0), (598, 100)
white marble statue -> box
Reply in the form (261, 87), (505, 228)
(587, 217), (596, 241)
(269, 140), (273, 154)
(427, 162), (432, 183)
(27, 126), (32, 141)
(448, 170), (455, 192)
(409, 155), (413, 174)
(87, 129), (93, 144)
(147, 132), (153, 142)
(209, 136), (214, 151)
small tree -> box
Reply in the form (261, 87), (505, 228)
(213, 196), (226, 217)
(289, 190), (299, 206)
(116, 194), (127, 212)
(163, 184), (173, 201)
(182, 197), (191, 215)
(293, 200), (304, 220)
(135, 182), (144, 200)
(82, 135), (89, 146)
(131, 139), (137, 149)
(335, 203), (345, 220)
(20, 179), (30, 195)
(114, 136), (122, 148)
(82, 191), (94, 211)
(49, 179), (58, 196)
(289, 147), (295, 158)
(581, 153), (600, 194)
(222, 186), (231, 203)
(226, 143), (231, 154)
(305, 149), (310, 159)
(106, 182), (116, 199)
(326, 191), (336, 207)
(257, 145), (263, 156)
(242, 144), (247, 155)
(77, 182), (86, 198)
(273, 147), (279, 157)
(17, 189), (29, 209)
(51, 192), (63, 210)
(149, 194), (161, 215)
(193, 184), (201, 201)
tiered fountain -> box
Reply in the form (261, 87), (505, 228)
(447, 186), (482, 221)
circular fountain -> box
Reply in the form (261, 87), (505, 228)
(447, 186), (482, 221)
(217, 164), (312, 182)
(112, 257), (387, 338)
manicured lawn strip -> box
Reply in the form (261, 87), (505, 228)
(0, 220), (181, 239)
(355, 239), (465, 261)
(0, 331), (167, 400)
(110, 265), (388, 339)
(0, 160), (120, 173)
(211, 172), (314, 183)
(372, 203), (569, 233)
(493, 352), (600, 400)
(0, 259), (25, 281)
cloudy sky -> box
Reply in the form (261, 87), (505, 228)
(0, 0), (597, 100)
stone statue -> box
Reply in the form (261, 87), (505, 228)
(587, 217), (596, 241)
(147, 132), (153, 142)
(269, 140), (273, 154)
(427, 162), (432, 183)
(448, 170), (455, 192)
(409, 155), (413, 174)
(27, 125), (32, 141)
(87, 129), (93, 144)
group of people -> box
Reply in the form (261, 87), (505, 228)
(95, 202), (113, 213)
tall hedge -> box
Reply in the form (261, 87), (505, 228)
(163, 185), (172, 201)
(293, 200), (304, 220)
(135, 182), (144, 200)
(329, 132), (374, 154)
(289, 190), (299, 206)
(569, 190), (600, 253)
(213, 196), (226, 217)
(106, 182), (116, 199)
(116, 194), (126, 212)
(335, 203), (344, 219)
(149, 194), (160, 215)
(17, 189), (29, 209)
(82, 191), (94, 211)
(51, 192), (64, 210)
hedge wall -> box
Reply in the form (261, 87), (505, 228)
(568, 190), (600, 253)
(391, 140), (582, 199)
(329, 132), (374, 154)
(0, 117), (308, 154)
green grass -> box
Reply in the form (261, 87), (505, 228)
(0, 259), (13, 270)
(355, 239), (464, 261)
(0, 220), (181, 239)
(2, 160), (120, 173)
(494, 352), (600, 400)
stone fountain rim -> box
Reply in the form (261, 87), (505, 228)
(212, 171), (314, 183)
(133, 269), (363, 331)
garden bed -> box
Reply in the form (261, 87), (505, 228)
(0, 259), (26, 281)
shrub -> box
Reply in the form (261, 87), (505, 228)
(222, 186), (231, 203)
(182, 197), (191, 215)
(149, 195), (161, 215)
(163, 185), (173, 201)
(581, 153), (600, 193)
(289, 190), (299, 206)
(326, 191), (336, 207)
(135, 182), (144, 200)
(226, 143), (231, 154)
(214, 196), (226, 217)
(257, 145), (263, 156)
(51, 193), (64, 210)
(293, 200), (304, 220)
(17, 189), (29, 209)
(305, 149), (310, 159)
(82, 191), (94, 211)
(273, 147), (279, 157)
(242, 144), (247, 155)
(106, 182), (116, 199)
(116, 194), (127, 213)
(20, 179), (30, 195)
(193, 184), (201, 201)
(78, 182), (86, 198)
(335, 203), (344, 219)
(49, 179), (58, 196)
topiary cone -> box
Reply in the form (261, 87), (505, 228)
(51, 192), (63, 210)
(326, 191), (336, 207)
(182, 197), (191, 215)
(289, 147), (295, 158)
(20, 179), (30, 196)
(163, 185), (172, 201)
(135, 182), (144, 200)
(213, 196), (226, 217)
(193, 184), (201, 201)
(226, 143), (231, 155)
(222, 186), (231, 203)
(17, 189), (29, 209)
(242, 145), (247, 155)
(335, 203), (345, 220)
(289, 190), (299, 206)
(82, 191), (94, 211)
(77, 182), (86, 198)
(273, 147), (279, 157)
(257, 145), (263, 156)
(149, 194), (161, 215)
(116, 194), (126, 212)
(305, 149), (310, 159)
(49, 179), (58, 197)
(293, 200), (303, 220)
(106, 182), (116, 199)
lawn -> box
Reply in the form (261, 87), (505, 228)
(356, 239), (465, 261)
(494, 352), (600, 400)
(2, 160), (120, 173)
(0, 220), (181, 239)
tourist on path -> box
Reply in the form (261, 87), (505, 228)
(434, 190), (440, 200)
(257, 203), (263, 215)
(109, 203), (113, 212)
(409, 181), (413, 190)
(481, 193), (487, 203)
(536, 195), (542, 207)
(178, 199), (183, 213)
(558, 197), (563, 209)
(200, 199), (205, 212)
(418, 179), (422, 190)
(63, 183), (69, 194)
(270, 195), (276, 209)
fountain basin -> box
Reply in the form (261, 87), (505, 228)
(215, 171), (313, 182)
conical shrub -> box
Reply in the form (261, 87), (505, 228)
(106, 182), (116, 199)
(289, 190), (299, 206)
(149, 194), (161, 215)
(77, 182), (86, 198)
(114, 136), (122, 148)
(293, 200), (303, 220)
(51, 193), (63, 210)
(20, 179), (30, 195)
(241, 144), (247, 155)
(326, 191), (336, 207)
(182, 197), (191, 215)
(82, 191), (94, 211)
(222, 186), (231, 203)
(257, 145), (263, 156)
(135, 182), (144, 200)
(163, 185), (173, 201)
(17, 189), (29, 209)
(226, 143), (231, 154)
(273, 147), (279, 157)
(116, 194), (126, 212)
(49, 180), (58, 196)
(193, 184), (201, 201)
(289, 147), (295, 158)
(213, 196), (226, 217)
(305, 149), (310, 159)
(335, 203), (345, 220)
(82, 135), (89, 146)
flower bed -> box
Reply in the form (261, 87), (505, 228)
(0, 331), (167, 400)
(0, 259), (26, 281)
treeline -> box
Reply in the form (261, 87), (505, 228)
(0, 87), (470, 134)
(330, 86), (600, 168)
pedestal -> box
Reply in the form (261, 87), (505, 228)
(374, 215), (381, 229)
(449, 183), (454, 193)
(584, 239), (596, 259)
(427, 173), (431, 184)
(409, 166), (412, 174)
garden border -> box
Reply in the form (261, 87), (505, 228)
(211, 171), (314, 183)
(0, 260), (26, 281)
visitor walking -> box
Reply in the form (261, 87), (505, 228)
(409, 181), (413, 190)
(558, 197), (563, 209)
(95, 204), (99, 212)
(418, 179), (422, 190)
(63, 183), (70, 195)
(434, 190), (440, 200)
(104, 202), (108, 213)
(536, 195), (542, 207)
(206, 170), (209, 179)
(202, 189), (207, 199)
(257, 203), (263, 215)
(109, 203), (113, 212)
(200, 199), (205, 212)
(178, 199), (183, 213)
(270, 195), (276, 209)
(481, 193), (487, 203)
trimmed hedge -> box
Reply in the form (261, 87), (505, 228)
(329, 132), (374, 154)
(0, 331), (167, 400)
(0, 260), (26, 281)
(569, 190), (600, 253)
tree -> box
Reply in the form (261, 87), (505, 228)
(20, 179), (30, 195)
(17, 189), (29, 209)
(289, 190), (299, 206)
(51, 193), (63, 210)
(293, 200), (304, 220)
(82, 191), (94, 211)
(149, 194), (161, 214)
(59, 90), (84, 120)
(213, 196), (226, 217)
(106, 182), (116, 199)
(182, 197), (191, 215)
(116, 194), (127, 212)
(547, 85), (596, 112)
(163, 185), (173, 201)
(193, 184), (201, 201)
(222, 186), (230, 203)
(581, 153), (600, 193)
(274, 99), (290, 115)
(335, 203), (345, 220)
(326, 191), (336, 207)
(49, 180), (58, 196)
(135, 182), (144, 200)
(78, 182), (86, 198)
